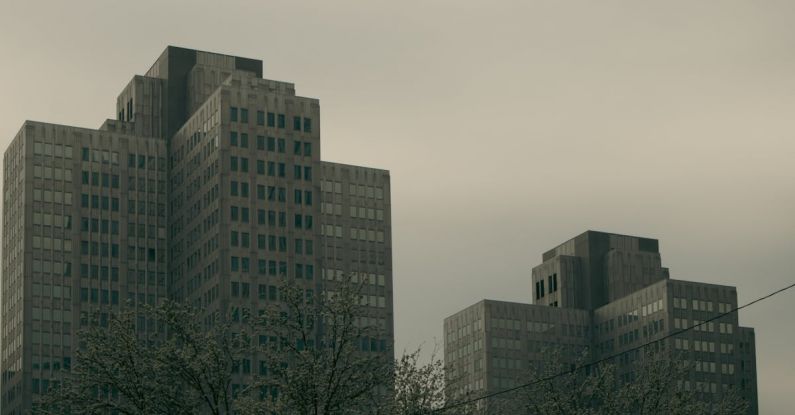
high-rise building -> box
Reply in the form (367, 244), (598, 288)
(444, 230), (758, 414)
(1, 46), (393, 414)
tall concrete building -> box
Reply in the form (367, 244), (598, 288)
(1, 46), (393, 414)
(444, 230), (758, 413)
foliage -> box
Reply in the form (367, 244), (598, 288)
(509, 348), (750, 415)
(244, 276), (394, 414)
(36, 302), (251, 415)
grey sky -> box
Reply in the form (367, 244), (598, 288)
(1, 0), (794, 412)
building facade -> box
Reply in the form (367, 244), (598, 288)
(1, 46), (393, 414)
(444, 230), (758, 413)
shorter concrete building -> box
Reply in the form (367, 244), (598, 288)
(444, 231), (758, 414)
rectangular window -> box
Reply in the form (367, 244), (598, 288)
(278, 114), (286, 128)
(293, 116), (301, 131)
(230, 107), (239, 122)
(267, 112), (275, 127)
(241, 108), (249, 123)
(257, 111), (265, 126)
(303, 118), (312, 133)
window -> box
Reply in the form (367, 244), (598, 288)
(267, 112), (275, 127)
(293, 116), (301, 131)
(241, 108), (249, 123)
(303, 118), (312, 133)
(257, 111), (265, 126)
(230, 107), (239, 122)
(277, 114), (285, 128)
(230, 132), (238, 147)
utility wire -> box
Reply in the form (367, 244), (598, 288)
(430, 281), (795, 414)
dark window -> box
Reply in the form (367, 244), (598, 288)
(241, 108), (249, 123)
(231, 107), (239, 122)
(230, 132), (238, 147)
(303, 118), (312, 133)
(267, 112), (275, 127)
(277, 114), (285, 128)
(257, 111), (265, 126)
(293, 116), (301, 131)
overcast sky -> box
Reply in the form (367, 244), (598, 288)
(1, 0), (794, 412)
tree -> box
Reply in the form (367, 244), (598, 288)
(245, 275), (394, 414)
(508, 347), (750, 415)
(41, 274), (517, 415)
(38, 275), (401, 415)
(37, 301), (256, 415)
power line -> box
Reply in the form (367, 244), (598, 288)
(430, 280), (795, 414)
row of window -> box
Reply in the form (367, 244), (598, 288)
(320, 180), (385, 199)
(32, 189), (73, 205)
(231, 232), (314, 255)
(32, 165), (73, 182)
(125, 152), (166, 171)
(80, 194), (120, 212)
(81, 148), (122, 165)
(30, 283), (72, 299)
(126, 199), (167, 217)
(230, 282), (281, 300)
(31, 356), (70, 372)
(78, 288), (120, 305)
(229, 156), (313, 181)
(230, 132), (313, 156)
(349, 227), (386, 243)
(321, 269), (387, 286)
(33, 143), (74, 158)
(229, 182), (313, 205)
(29, 331), (71, 347)
(229, 256), (316, 279)
(31, 236), (72, 252)
(30, 260), (72, 276)
(673, 297), (732, 314)
(230, 107), (313, 133)
(31, 213), (72, 229)
(81, 171), (120, 188)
